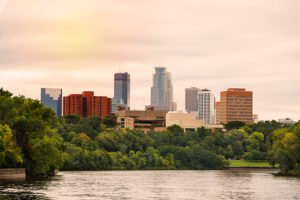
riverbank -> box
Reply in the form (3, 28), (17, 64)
(228, 160), (278, 168)
(0, 168), (26, 181)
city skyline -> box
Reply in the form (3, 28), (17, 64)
(0, 0), (300, 121)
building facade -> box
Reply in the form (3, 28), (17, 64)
(41, 88), (62, 117)
(113, 72), (130, 111)
(150, 67), (176, 111)
(63, 91), (111, 119)
(166, 111), (205, 132)
(216, 88), (253, 124)
(278, 118), (296, 125)
(116, 110), (167, 129)
(185, 87), (200, 112)
(197, 89), (216, 125)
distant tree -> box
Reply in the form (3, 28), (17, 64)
(225, 121), (246, 131)
(0, 88), (13, 98)
(102, 114), (117, 128)
(268, 125), (300, 175)
(63, 115), (81, 124)
(167, 125), (184, 136)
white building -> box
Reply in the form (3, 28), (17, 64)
(197, 89), (215, 125)
(278, 118), (296, 125)
(253, 114), (259, 124)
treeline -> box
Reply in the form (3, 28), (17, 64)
(0, 88), (300, 176)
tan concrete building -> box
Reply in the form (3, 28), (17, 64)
(166, 111), (205, 132)
(116, 110), (167, 129)
(117, 117), (135, 129)
(216, 88), (253, 124)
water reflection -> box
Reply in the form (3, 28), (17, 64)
(0, 176), (60, 200)
(0, 170), (300, 200)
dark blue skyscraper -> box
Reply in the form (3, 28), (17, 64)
(41, 88), (62, 117)
(112, 72), (130, 112)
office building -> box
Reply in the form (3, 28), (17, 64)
(197, 89), (216, 124)
(216, 88), (253, 124)
(185, 87), (201, 112)
(150, 67), (176, 111)
(41, 88), (62, 117)
(63, 91), (111, 119)
(113, 72), (130, 111)
(116, 110), (167, 130)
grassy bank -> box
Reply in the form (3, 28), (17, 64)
(228, 160), (277, 167)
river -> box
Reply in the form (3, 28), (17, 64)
(0, 170), (300, 200)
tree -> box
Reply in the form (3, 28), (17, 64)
(268, 125), (300, 175)
(26, 128), (64, 176)
(224, 121), (246, 131)
(63, 115), (80, 124)
(102, 114), (117, 128)
(0, 124), (23, 168)
(0, 88), (13, 98)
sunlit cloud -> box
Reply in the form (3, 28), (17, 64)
(0, 0), (300, 121)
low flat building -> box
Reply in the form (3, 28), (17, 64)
(278, 118), (296, 125)
(116, 110), (167, 129)
(166, 111), (205, 132)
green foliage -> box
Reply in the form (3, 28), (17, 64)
(243, 150), (267, 161)
(225, 121), (246, 131)
(0, 124), (23, 168)
(1, 88), (299, 175)
(102, 114), (117, 128)
(0, 88), (13, 98)
(26, 128), (64, 176)
(268, 124), (300, 175)
(0, 88), (63, 176)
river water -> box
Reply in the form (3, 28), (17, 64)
(0, 170), (300, 200)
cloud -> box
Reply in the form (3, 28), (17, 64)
(0, 0), (300, 120)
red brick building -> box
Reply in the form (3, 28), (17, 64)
(63, 91), (111, 119)
(216, 88), (253, 124)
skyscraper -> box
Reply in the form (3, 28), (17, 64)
(185, 87), (201, 112)
(216, 88), (253, 124)
(150, 67), (176, 111)
(41, 88), (62, 117)
(63, 91), (111, 119)
(197, 89), (215, 125)
(112, 72), (130, 112)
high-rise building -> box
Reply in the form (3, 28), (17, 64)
(216, 88), (253, 124)
(41, 88), (62, 117)
(150, 67), (176, 111)
(197, 89), (215, 125)
(185, 87), (201, 112)
(63, 91), (111, 119)
(113, 72), (130, 110)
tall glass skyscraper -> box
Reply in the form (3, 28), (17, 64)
(150, 67), (176, 111)
(41, 88), (62, 117)
(197, 89), (215, 125)
(113, 72), (130, 112)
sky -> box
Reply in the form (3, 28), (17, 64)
(0, 0), (299, 121)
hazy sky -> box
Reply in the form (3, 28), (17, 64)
(0, 0), (299, 121)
